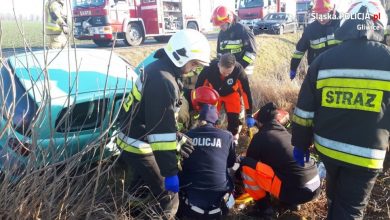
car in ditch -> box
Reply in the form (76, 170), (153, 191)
(0, 49), (137, 177)
(253, 12), (298, 35)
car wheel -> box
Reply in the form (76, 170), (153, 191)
(125, 22), (145, 46)
(186, 22), (198, 31)
(93, 39), (112, 47)
(278, 26), (284, 35)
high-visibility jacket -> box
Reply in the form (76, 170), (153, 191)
(45, 0), (66, 35)
(290, 18), (341, 72)
(241, 157), (282, 200)
(217, 22), (257, 75)
(116, 49), (183, 177)
(291, 37), (390, 170)
(195, 60), (253, 114)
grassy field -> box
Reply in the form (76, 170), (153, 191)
(0, 20), (85, 49)
(0, 20), (44, 48)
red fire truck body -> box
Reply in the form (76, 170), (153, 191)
(73, 0), (201, 46)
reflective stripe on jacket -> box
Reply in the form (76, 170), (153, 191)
(217, 22), (257, 69)
(45, 0), (66, 34)
(290, 19), (341, 72)
(241, 157), (282, 200)
(292, 39), (390, 170)
(117, 49), (183, 177)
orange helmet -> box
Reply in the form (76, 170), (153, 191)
(191, 86), (220, 111)
(211, 6), (234, 26)
(312, 0), (334, 14)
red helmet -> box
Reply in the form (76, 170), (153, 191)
(312, 0), (334, 14)
(191, 86), (220, 111)
(211, 6), (234, 26)
(275, 109), (290, 126)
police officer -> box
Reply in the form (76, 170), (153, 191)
(45, 0), (68, 49)
(178, 104), (236, 219)
(242, 102), (320, 217)
(211, 5), (257, 75)
(289, 0), (341, 80)
(116, 29), (211, 219)
(196, 53), (255, 145)
(291, 1), (389, 219)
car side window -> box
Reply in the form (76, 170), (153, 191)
(55, 98), (108, 132)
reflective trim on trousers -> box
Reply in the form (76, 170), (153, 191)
(184, 198), (222, 215)
(304, 174), (320, 192)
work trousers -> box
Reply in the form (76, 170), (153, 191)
(119, 151), (179, 219)
(47, 33), (67, 49)
(321, 155), (379, 220)
(177, 189), (229, 220)
(227, 112), (241, 136)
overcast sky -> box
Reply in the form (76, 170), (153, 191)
(0, 0), (43, 16)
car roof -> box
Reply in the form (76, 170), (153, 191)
(7, 49), (137, 104)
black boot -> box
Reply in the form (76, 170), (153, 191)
(246, 195), (275, 219)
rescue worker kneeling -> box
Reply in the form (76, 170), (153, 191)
(177, 104), (236, 219)
(241, 102), (321, 215)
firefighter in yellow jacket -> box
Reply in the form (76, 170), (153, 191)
(45, 0), (68, 49)
(291, 1), (389, 219)
(116, 29), (211, 219)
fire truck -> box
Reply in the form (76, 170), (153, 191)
(72, 0), (203, 47)
(237, 0), (296, 29)
(296, 0), (312, 27)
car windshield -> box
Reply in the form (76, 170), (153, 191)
(297, 2), (310, 12)
(73, 0), (105, 7)
(0, 64), (37, 136)
(264, 13), (286, 20)
(239, 0), (264, 9)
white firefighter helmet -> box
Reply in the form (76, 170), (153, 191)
(342, 0), (388, 28)
(164, 29), (211, 68)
